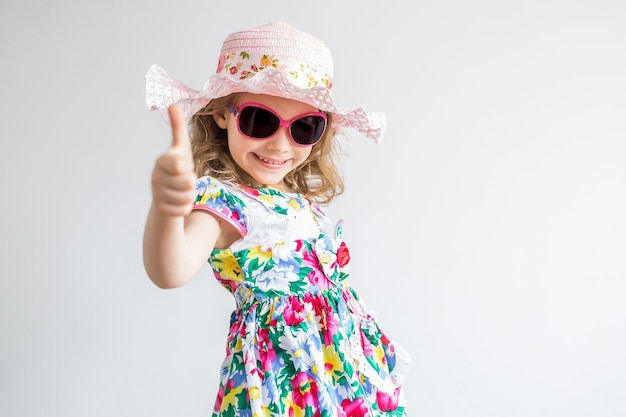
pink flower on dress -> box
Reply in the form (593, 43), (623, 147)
(291, 372), (320, 409)
(259, 347), (276, 371)
(257, 328), (276, 370)
(376, 387), (401, 412)
(308, 269), (333, 290)
(284, 297), (306, 326)
(360, 331), (374, 357)
(213, 386), (224, 413)
(300, 246), (320, 267)
(322, 308), (340, 345)
(341, 397), (369, 417)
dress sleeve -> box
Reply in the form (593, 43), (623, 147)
(193, 176), (248, 238)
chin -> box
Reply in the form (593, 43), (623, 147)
(251, 173), (289, 187)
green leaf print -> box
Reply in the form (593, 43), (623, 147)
(272, 206), (289, 216)
(288, 276), (308, 293)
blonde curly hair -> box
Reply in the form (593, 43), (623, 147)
(189, 94), (345, 205)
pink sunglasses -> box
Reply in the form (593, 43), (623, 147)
(227, 102), (328, 146)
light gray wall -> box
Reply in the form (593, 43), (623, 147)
(1, 1), (625, 416)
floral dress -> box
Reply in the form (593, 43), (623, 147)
(193, 176), (410, 417)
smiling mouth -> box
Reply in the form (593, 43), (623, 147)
(255, 154), (288, 166)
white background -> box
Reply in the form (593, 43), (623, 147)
(1, 0), (625, 416)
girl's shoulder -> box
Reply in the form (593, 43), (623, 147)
(195, 175), (247, 204)
(194, 176), (249, 236)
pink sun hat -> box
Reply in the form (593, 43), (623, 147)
(145, 21), (387, 143)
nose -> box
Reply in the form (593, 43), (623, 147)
(265, 126), (292, 151)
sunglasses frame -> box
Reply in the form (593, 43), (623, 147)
(226, 102), (328, 146)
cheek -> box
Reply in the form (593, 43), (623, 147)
(225, 134), (245, 164)
(226, 128), (249, 153)
(293, 146), (313, 164)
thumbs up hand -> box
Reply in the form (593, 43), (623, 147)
(151, 104), (198, 217)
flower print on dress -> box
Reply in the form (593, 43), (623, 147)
(278, 329), (318, 372)
(241, 185), (310, 219)
(321, 304), (342, 346)
(291, 371), (320, 411)
(256, 327), (276, 365)
(314, 381), (337, 413)
(243, 354), (265, 408)
(217, 380), (245, 414)
(337, 241), (351, 267)
(194, 176), (248, 236)
(196, 176), (221, 200)
(315, 232), (350, 282)
(376, 387), (402, 413)
(299, 246), (334, 290)
(308, 267), (334, 291)
(212, 250), (243, 286)
(323, 344), (345, 382)
(242, 246), (272, 271)
(262, 372), (281, 405)
(283, 297), (308, 327)
(341, 397), (369, 417)
(281, 396), (301, 417)
(253, 264), (300, 294)
(272, 240), (297, 264)
(201, 177), (410, 417)
(284, 196), (307, 216)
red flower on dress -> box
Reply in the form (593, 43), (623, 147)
(337, 242), (350, 267)
(241, 186), (260, 197)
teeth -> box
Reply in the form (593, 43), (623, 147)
(258, 155), (285, 165)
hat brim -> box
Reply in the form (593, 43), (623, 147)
(145, 64), (386, 143)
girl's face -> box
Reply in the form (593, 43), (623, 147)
(214, 93), (318, 188)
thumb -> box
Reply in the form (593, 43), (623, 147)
(168, 104), (191, 150)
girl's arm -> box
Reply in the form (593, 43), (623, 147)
(143, 206), (221, 289)
(142, 104), (221, 289)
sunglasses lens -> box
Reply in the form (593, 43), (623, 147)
(291, 116), (326, 145)
(238, 106), (280, 138)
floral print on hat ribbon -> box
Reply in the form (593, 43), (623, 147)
(216, 51), (333, 90)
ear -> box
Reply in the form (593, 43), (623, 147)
(213, 109), (228, 129)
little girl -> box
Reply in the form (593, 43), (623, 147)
(143, 21), (410, 416)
